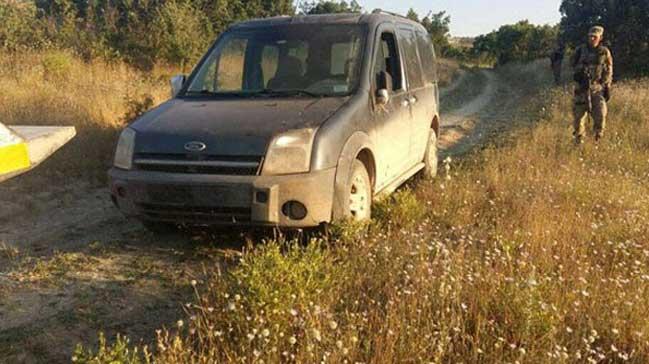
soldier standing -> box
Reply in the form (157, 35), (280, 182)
(550, 45), (564, 85)
(571, 26), (613, 144)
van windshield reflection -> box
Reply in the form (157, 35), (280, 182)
(185, 24), (366, 98)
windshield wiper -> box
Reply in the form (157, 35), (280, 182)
(184, 89), (324, 98)
(184, 90), (248, 97)
(256, 89), (322, 98)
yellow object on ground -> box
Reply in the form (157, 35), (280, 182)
(0, 143), (31, 174)
(0, 123), (76, 183)
(0, 123), (30, 175)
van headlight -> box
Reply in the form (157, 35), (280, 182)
(262, 129), (315, 175)
(113, 128), (136, 170)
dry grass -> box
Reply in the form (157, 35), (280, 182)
(73, 63), (649, 363)
(0, 51), (171, 186)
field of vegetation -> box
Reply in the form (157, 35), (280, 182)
(2, 1), (648, 363)
(58, 60), (649, 363)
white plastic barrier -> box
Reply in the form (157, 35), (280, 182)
(0, 123), (76, 183)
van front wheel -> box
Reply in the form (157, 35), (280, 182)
(335, 159), (372, 222)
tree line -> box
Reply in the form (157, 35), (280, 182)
(471, 21), (558, 66)
(1, 0), (647, 76)
(0, 0), (294, 69)
(0, 0), (454, 69)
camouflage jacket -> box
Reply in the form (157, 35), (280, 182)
(571, 44), (613, 91)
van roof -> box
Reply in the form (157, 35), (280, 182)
(229, 11), (425, 32)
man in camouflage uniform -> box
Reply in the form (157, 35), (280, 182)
(571, 26), (613, 144)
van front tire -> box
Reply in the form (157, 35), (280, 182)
(333, 159), (372, 222)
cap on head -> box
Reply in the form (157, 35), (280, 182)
(589, 26), (604, 37)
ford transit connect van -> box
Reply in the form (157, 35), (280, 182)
(109, 10), (440, 230)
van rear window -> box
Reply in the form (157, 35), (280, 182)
(398, 28), (425, 90)
(416, 31), (438, 85)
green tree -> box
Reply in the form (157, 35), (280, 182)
(0, 0), (47, 51)
(472, 20), (558, 66)
(421, 11), (451, 55)
(406, 8), (419, 22)
(20, 0), (296, 67)
(403, 8), (453, 57)
(149, 1), (214, 70)
(300, 0), (362, 15)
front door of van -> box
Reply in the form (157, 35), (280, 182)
(371, 26), (412, 187)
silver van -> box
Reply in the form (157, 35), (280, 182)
(109, 10), (440, 231)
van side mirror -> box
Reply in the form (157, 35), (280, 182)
(376, 71), (393, 106)
(170, 74), (186, 98)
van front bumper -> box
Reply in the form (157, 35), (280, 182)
(108, 167), (336, 228)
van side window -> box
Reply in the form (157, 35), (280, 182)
(415, 31), (438, 84)
(398, 28), (424, 90)
(373, 32), (403, 91)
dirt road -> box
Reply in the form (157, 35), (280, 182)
(0, 65), (527, 363)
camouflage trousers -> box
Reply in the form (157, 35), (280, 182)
(573, 88), (607, 139)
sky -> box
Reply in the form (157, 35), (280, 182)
(360, 0), (563, 37)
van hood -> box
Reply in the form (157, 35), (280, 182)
(131, 97), (349, 156)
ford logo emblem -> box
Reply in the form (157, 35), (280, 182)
(184, 141), (207, 152)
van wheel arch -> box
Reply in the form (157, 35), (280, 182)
(331, 133), (375, 221)
(431, 114), (440, 137)
(355, 148), (376, 189)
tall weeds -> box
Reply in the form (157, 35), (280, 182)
(67, 64), (649, 363)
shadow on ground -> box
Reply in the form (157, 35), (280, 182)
(0, 218), (290, 363)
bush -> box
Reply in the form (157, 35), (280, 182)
(473, 21), (558, 66)
(72, 333), (149, 364)
(373, 188), (427, 229)
(0, 0), (46, 52)
(122, 94), (155, 125)
(148, 1), (214, 70)
(41, 51), (73, 82)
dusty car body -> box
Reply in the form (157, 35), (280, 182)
(109, 10), (440, 229)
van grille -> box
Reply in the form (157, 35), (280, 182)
(137, 203), (252, 224)
(134, 153), (262, 175)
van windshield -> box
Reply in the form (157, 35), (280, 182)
(185, 24), (366, 98)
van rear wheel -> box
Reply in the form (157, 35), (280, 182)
(422, 129), (438, 179)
